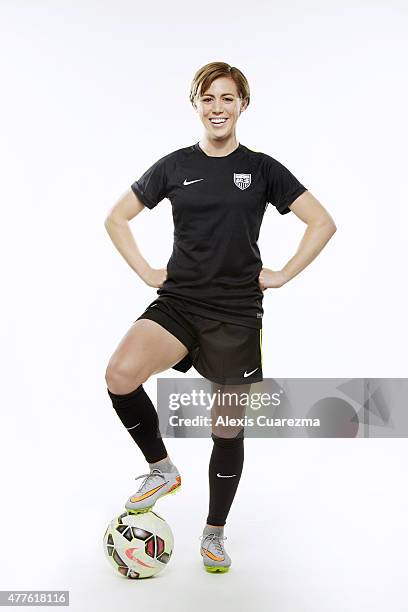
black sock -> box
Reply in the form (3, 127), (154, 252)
(207, 429), (244, 526)
(107, 384), (168, 464)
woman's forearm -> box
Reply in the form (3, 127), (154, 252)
(104, 217), (151, 281)
(281, 221), (336, 283)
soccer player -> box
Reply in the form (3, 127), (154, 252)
(104, 61), (336, 572)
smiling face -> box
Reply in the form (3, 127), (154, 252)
(194, 76), (248, 142)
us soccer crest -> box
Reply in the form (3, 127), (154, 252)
(233, 173), (251, 190)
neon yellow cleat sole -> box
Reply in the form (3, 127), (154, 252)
(204, 565), (230, 573)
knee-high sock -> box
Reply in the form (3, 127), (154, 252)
(107, 384), (167, 464)
(207, 429), (244, 526)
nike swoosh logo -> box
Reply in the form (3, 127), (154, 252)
(183, 178), (204, 185)
(217, 473), (237, 478)
(129, 482), (168, 503)
(243, 368), (258, 377)
(125, 548), (155, 568)
(201, 548), (225, 562)
(127, 423), (141, 430)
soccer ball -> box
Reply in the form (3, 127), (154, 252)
(103, 510), (174, 579)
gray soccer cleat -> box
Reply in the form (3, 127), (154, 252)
(199, 532), (231, 573)
(125, 468), (181, 514)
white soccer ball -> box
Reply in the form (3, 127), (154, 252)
(103, 510), (174, 579)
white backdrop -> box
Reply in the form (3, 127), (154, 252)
(1, 1), (407, 611)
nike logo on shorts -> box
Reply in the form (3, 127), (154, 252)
(217, 473), (237, 478)
(243, 368), (258, 377)
(183, 178), (204, 185)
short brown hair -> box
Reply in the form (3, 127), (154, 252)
(189, 61), (250, 109)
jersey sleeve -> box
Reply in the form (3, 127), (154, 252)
(264, 155), (307, 215)
(130, 154), (169, 209)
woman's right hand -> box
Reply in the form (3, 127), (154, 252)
(142, 266), (168, 288)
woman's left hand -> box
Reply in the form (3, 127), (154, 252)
(258, 267), (287, 291)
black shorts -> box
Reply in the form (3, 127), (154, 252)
(134, 296), (263, 385)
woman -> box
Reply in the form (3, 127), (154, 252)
(104, 61), (336, 573)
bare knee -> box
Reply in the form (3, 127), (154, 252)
(211, 427), (245, 441)
(211, 426), (244, 439)
(210, 383), (249, 438)
(105, 358), (150, 394)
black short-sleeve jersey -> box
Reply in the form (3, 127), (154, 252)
(131, 142), (307, 328)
